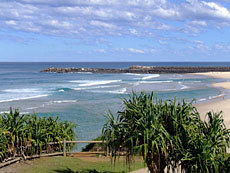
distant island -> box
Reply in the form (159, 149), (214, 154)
(41, 65), (230, 74)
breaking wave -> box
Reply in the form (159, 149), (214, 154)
(69, 80), (122, 87)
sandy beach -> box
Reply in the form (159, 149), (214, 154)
(194, 72), (230, 128)
(195, 71), (230, 89)
(195, 71), (230, 79)
(196, 99), (230, 128)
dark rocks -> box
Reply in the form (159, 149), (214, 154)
(40, 66), (230, 74)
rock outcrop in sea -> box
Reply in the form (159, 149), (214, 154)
(40, 66), (230, 74)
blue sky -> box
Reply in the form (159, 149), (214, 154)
(1, 0), (230, 62)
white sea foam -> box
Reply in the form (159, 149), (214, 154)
(0, 111), (30, 114)
(69, 80), (122, 87)
(0, 111), (9, 114)
(123, 73), (141, 76)
(20, 112), (30, 114)
(73, 85), (120, 91)
(198, 98), (207, 102)
(180, 85), (189, 90)
(76, 72), (92, 74)
(52, 100), (77, 104)
(0, 94), (49, 103)
(208, 94), (224, 100)
(107, 88), (127, 94)
(178, 82), (189, 90)
(141, 74), (160, 80)
(138, 80), (172, 84)
(26, 107), (39, 110)
(3, 88), (41, 93)
(59, 89), (65, 92)
(92, 88), (127, 94)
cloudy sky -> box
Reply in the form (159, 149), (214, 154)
(1, 0), (230, 62)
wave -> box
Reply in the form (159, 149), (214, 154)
(198, 98), (207, 102)
(52, 100), (77, 104)
(0, 111), (30, 114)
(0, 111), (9, 114)
(123, 73), (141, 76)
(73, 85), (120, 91)
(69, 80), (122, 87)
(141, 74), (160, 80)
(3, 88), (41, 93)
(198, 94), (224, 102)
(58, 89), (65, 92)
(208, 94), (224, 100)
(26, 107), (39, 110)
(20, 112), (30, 114)
(138, 80), (172, 84)
(0, 94), (49, 103)
(106, 88), (127, 94)
(92, 88), (127, 94)
(180, 85), (189, 90)
(178, 82), (189, 90)
(76, 72), (92, 74)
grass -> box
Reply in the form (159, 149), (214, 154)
(14, 156), (145, 173)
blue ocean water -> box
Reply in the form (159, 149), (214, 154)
(0, 62), (228, 150)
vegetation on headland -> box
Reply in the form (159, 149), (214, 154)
(102, 92), (230, 173)
(0, 108), (76, 162)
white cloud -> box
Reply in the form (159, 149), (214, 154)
(183, 0), (230, 21)
(94, 49), (106, 53)
(190, 20), (207, 26)
(90, 20), (117, 29)
(0, 0), (230, 37)
(5, 20), (17, 25)
(128, 48), (145, 54)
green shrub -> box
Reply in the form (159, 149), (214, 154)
(102, 92), (230, 173)
(0, 108), (76, 161)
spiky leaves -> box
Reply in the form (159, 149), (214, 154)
(102, 92), (230, 173)
(0, 108), (76, 161)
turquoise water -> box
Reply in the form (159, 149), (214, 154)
(0, 62), (227, 150)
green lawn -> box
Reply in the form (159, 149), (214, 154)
(16, 156), (145, 173)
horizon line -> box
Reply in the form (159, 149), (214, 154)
(1, 61), (230, 63)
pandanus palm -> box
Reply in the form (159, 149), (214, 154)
(1, 108), (27, 157)
(102, 92), (230, 173)
(180, 111), (230, 172)
(0, 109), (76, 161)
(26, 115), (47, 155)
(103, 92), (172, 172)
(0, 128), (7, 162)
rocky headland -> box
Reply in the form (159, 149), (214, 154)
(40, 65), (230, 74)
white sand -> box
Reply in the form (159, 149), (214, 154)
(195, 72), (230, 79)
(196, 99), (230, 128)
(212, 82), (230, 89)
(193, 72), (230, 128)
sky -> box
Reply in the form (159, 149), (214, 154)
(1, 0), (230, 62)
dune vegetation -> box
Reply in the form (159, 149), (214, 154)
(0, 108), (76, 162)
(102, 92), (230, 173)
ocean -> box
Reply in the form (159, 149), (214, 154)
(0, 62), (229, 150)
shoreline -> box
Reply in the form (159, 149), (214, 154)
(194, 72), (230, 128)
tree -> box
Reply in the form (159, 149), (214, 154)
(102, 92), (230, 173)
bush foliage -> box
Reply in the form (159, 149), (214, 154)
(102, 92), (230, 173)
(0, 108), (76, 162)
